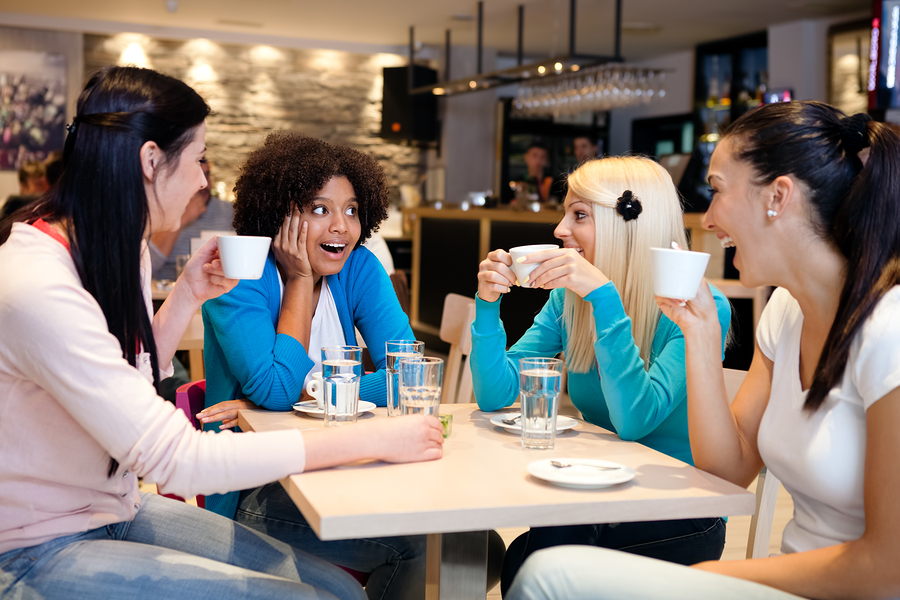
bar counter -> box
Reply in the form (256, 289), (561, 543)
(406, 206), (562, 344)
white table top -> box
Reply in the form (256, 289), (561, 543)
(238, 404), (756, 541)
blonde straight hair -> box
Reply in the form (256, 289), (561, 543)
(564, 156), (689, 373)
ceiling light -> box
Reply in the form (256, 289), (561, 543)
(537, 65), (546, 74)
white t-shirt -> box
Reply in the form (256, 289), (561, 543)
(277, 275), (345, 386)
(756, 286), (900, 554)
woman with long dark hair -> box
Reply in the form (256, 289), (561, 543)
(505, 101), (900, 599)
(0, 65), (443, 599)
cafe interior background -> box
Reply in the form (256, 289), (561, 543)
(0, 0), (881, 372)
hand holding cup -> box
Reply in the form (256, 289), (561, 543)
(477, 249), (517, 302)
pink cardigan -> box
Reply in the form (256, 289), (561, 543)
(0, 223), (307, 554)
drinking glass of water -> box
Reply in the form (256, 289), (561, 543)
(321, 346), (362, 427)
(519, 357), (562, 449)
(398, 357), (443, 417)
(385, 340), (424, 417)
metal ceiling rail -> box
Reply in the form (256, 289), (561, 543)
(407, 0), (625, 97)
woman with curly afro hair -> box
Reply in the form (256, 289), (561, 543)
(196, 132), (434, 599)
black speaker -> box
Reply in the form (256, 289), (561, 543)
(381, 66), (439, 142)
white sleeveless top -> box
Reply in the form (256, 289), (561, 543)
(277, 275), (345, 386)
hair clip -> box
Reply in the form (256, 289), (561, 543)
(616, 190), (643, 221)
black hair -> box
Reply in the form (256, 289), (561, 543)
(725, 101), (900, 411)
(232, 131), (389, 248)
(526, 141), (549, 154)
(2, 66), (209, 474)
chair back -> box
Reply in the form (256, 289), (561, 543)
(175, 380), (207, 430)
(439, 294), (476, 404)
(389, 270), (411, 316)
(165, 380), (208, 509)
(722, 368), (782, 559)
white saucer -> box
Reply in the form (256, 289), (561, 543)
(292, 400), (377, 418)
(489, 412), (578, 435)
(527, 458), (635, 489)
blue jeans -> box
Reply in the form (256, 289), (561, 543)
(0, 492), (365, 600)
(235, 483), (426, 600)
(500, 517), (726, 596)
(505, 546), (806, 599)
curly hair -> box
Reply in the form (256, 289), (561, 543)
(232, 131), (389, 247)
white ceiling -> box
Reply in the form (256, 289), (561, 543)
(1, 0), (871, 60)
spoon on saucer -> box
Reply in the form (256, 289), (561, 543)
(550, 460), (620, 471)
(502, 415), (520, 425)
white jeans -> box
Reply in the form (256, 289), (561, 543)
(505, 546), (807, 600)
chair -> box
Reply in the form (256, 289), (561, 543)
(158, 380), (208, 508)
(389, 270), (411, 317)
(439, 293), (476, 404)
(723, 368), (782, 559)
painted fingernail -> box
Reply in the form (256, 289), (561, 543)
(516, 257), (527, 263)
(522, 275), (530, 284)
(506, 287), (511, 293)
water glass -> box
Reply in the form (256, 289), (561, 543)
(385, 340), (424, 417)
(519, 357), (563, 449)
(321, 346), (362, 427)
(398, 357), (443, 417)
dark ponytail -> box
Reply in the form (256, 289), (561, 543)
(3, 66), (209, 475)
(725, 101), (900, 411)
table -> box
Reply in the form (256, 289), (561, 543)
(238, 404), (756, 600)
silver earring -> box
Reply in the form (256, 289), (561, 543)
(767, 209), (778, 218)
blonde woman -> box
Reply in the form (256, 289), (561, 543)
(471, 156), (731, 595)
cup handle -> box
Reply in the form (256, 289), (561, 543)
(306, 379), (320, 396)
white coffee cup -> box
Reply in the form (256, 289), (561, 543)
(509, 244), (559, 288)
(650, 247), (711, 300)
(217, 235), (271, 280)
(306, 372), (325, 410)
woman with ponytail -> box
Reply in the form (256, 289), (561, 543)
(471, 156), (732, 595)
(505, 101), (900, 599)
(0, 66), (442, 600)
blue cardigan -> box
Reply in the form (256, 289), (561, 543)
(470, 282), (731, 465)
(201, 246), (413, 517)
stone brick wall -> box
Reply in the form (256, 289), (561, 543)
(83, 33), (426, 204)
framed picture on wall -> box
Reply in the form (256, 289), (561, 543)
(0, 50), (67, 171)
(827, 19), (872, 116)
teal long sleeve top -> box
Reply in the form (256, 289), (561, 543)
(201, 246), (413, 518)
(470, 282), (731, 465)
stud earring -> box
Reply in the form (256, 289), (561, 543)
(767, 209), (778, 218)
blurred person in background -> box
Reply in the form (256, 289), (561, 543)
(149, 158), (234, 281)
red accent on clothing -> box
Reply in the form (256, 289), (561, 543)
(32, 219), (70, 251)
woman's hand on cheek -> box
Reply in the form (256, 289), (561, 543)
(477, 249), (516, 302)
(273, 207), (313, 283)
(180, 236), (239, 303)
(527, 248), (609, 297)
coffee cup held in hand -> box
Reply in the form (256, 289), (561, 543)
(509, 244), (559, 288)
(217, 235), (271, 280)
(650, 247), (710, 301)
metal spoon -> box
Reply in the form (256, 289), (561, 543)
(501, 415), (520, 425)
(550, 460), (620, 471)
